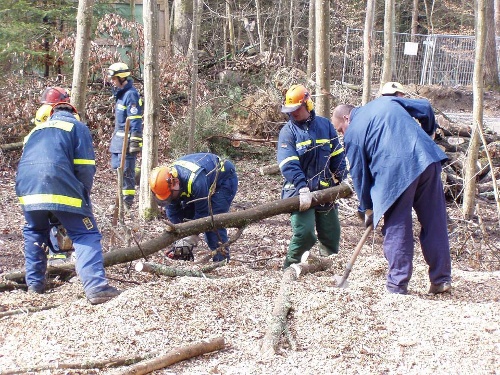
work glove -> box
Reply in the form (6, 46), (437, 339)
(298, 187), (313, 212)
(357, 209), (373, 228)
(129, 132), (143, 153)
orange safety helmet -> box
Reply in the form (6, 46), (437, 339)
(149, 166), (176, 201)
(40, 87), (71, 104)
(281, 84), (314, 113)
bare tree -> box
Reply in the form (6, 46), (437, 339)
(463, 0), (486, 219)
(411, 0), (419, 37)
(362, 0), (376, 105)
(484, 0), (500, 87)
(71, 0), (94, 119)
(306, 0), (315, 79)
(140, 0), (160, 219)
(172, 0), (192, 55)
(188, 0), (201, 153)
(314, 0), (330, 117)
(381, 0), (395, 85)
(255, 0), (265, 53)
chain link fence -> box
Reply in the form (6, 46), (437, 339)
(341, 28), (499, 87)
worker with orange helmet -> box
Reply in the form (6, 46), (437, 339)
(277, 84), (348, 269)
(107, 62), (143, 211)
(149, 153), (238, 262)
(16, 99), (120, 304)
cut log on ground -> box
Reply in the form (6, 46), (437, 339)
(134, 260), (226, 277)
(260, 255), (333, 357)
(2, 183), (352, 282)
(259, 164), (280, 176)
(0, 352), (158, 375)
(0, 304), (59, 318)
(116, 336), (225, 375)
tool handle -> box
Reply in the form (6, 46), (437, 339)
(348, 224), (373, 265)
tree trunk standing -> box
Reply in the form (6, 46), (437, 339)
(314, 0), (331, 117)
(306, 0), (315, 79)
(484, 0), (500, 87)
(381, 0), (395, 85)
(495, 0), (500, 36)
(71, 0), (94, 119)
(163, 0), (171, 57)
(255, 0), (265, 53)
(289, 0), (297, 64)
(187, 0), (201, 153)
(140, 0), (160, 220)
(362, 0), (376, 105)
(226, 1), (236, 59)
(172, 0), (192, 56)
(411, 0), (419, 38)
(463, 0), (486, 219)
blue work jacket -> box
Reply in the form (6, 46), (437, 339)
(344, 96), (448, 226)
(277, 110), (347, 207)
(16, 110), (97, 216)
(109, 78), (143, 153)
(166, 153), (236, 222)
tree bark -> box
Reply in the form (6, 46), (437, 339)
(140, 0), (160, 220)
(381, 0), (395, 85)
(314, 0), (331, 117)
(463, 0), (486, 219)
(362, 0), (376, 105)
(260, 255), (333, 357)
(2, 184), (352, 282)
(71, 0), (94, 119)
(134, 261), (226, 277)
(117, 337), (225, 375)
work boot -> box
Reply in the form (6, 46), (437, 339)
(27, 284), (45, 294)
(428, 282), (452, 295)
(86, 285), (121, 305)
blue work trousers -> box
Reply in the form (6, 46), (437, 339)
(111, 152), (137, 207)
(22, 210), (108, 294)
(382, 162), (452, 293)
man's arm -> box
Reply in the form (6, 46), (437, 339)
(277, 126), (307, 190)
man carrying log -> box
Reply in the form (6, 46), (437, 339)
(332, 96), (452, 295)
(149, 153), (238, 262)
(277, 84), (348, 269)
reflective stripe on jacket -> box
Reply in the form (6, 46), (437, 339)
(277, 110), (347, 202)
(15, 110), (96, 216)
(109, 78), (143, 153)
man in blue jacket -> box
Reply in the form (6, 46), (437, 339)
(149, 153), (238, 262)
(332, 97), (452, 295)
(108, 62), (143, 210)
(277, 84), (347, 269)
(16, 101), (120, 304)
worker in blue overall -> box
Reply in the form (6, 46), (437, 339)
(277, 84), (348, 269)
(107, 62), (143, 211)
(332, 97), (452, 295)
(16, 101), (120, 304)
(149, 153), (238, 262)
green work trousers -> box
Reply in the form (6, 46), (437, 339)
(283, 207), (340, 269)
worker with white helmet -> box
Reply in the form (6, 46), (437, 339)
(107, 62), (143, 211)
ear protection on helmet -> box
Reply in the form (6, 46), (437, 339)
(303, 92), (314, 112)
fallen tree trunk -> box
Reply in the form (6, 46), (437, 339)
(1, 352), (158, 375)
(260, 254), (333, 357)
(259, 164), (280, 176)
(134, 260), (226, 277)
(2, 184), (352, 282)
(117, 337), (225, 375)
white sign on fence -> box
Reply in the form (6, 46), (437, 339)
(404, 42), (419, 56)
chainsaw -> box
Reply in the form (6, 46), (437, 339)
(165, 240), (195, 261)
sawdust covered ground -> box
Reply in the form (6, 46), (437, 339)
(1, 154), (500, 374)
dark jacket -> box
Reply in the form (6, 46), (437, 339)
(344, 96), (448, 226)
(16, 110), (96, 216)
(277, 110), (347, 208)
(166, 153), (237, 222)
(109, 78), (143, 154)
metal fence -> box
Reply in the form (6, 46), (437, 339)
(341, 28), (498, 87)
